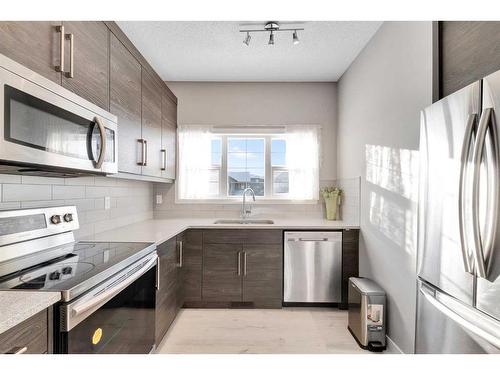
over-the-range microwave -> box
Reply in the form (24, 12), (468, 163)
(0, 53), (118, 177)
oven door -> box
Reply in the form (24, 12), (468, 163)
(0, 56), (117, 175)
(57, 253), (157, 354)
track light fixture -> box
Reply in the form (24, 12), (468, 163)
(240, 22), (304, 46)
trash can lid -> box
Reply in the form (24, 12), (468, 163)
(349, 277), (385, 296)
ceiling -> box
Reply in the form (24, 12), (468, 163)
(117, 21), (382, 82)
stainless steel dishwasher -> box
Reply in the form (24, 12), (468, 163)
(284, 231), (342, 303)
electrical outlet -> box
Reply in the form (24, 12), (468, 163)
(156, 194), (163, 205)
(104, 196), (111, 210)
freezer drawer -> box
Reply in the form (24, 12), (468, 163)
(283, 231), (342, 303)
(416, 280), (500, 354)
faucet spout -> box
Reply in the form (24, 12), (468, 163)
(241, 187), (256, 219)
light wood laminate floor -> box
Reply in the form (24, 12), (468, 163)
(156, 308), (367, 354)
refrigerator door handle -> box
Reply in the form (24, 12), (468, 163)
(471, 108), (493, 278)
(458, 113), (476, 273)
(420, 284), (500, 349)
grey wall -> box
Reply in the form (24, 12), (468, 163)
(0, 175), (154, 240)
(337, 21), (433, 353)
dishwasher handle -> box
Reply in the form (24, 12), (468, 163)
(288, 238), (331, 242)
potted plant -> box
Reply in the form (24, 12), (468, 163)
(321, 187), (342, 220)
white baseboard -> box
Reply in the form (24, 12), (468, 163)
(386, 335), (404, 354)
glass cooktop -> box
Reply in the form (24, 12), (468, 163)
(0, 241), (155, 300)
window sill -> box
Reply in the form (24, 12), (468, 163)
(175, 198), (319, 205)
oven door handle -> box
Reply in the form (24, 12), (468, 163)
(71, 254), (157, 317)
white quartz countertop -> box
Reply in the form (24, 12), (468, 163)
(0, 291), (60, 335)
(90, 218), (359, 245)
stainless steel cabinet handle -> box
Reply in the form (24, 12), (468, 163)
(243, 251), (247, 276)
(161, 149), (167, 171)
(237, 251), (241, 276)
(144, 140), (148, 166)
(5, 346), (28, 354)
(137, 139), (146, 166)
(55, 25), (65, 72)
(178, 241), (183, 268)
(458, 113), (476, 273)
(156, 257), (160, 290)
(94, 117), (106, 169)
(471, 108), (492, 278)
(66, 33), (74, 78)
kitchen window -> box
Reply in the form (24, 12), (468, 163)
(177, 125), (319, 202)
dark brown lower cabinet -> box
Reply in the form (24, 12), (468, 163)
(242, 245), (282, 308)
(203, 243), (243, 302)
(0, 309), (50, 354)
(179, 230), (203, 304)
(155, 238), (178, 344)
(340, 229), (360, 309)
(201, 230), (283, 308)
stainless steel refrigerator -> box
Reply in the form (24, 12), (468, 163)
(416, 69), (500, 353)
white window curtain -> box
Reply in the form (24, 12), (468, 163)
(177, 125), (212, 199)
(285, 125), (320, 200)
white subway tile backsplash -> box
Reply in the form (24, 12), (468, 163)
(22, 176), (65, 185)
(53, 185), (86, 200)
(0, 174), (154, 240)
(3, 184), (52, 202)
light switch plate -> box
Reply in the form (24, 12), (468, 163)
(104, 196), (111, 210)
(156, 194), (163, 205)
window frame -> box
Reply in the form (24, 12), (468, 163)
(175, 133), (317, 204)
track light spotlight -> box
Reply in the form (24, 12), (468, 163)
(293, 30), (299, 45)
(243, 32), (251, 46)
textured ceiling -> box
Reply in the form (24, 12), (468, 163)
(117, 21), (382, 82)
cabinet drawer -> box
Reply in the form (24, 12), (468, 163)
(0, 310), (48, 354)
(203, 229), (282, 244)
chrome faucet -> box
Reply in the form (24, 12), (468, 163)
(241, 187), (256, 219)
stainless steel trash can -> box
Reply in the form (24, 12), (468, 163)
(347, 277), (386, 352)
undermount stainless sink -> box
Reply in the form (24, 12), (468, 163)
(213, 219), (274, 225)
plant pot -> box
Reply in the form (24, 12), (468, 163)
(324, 195), (340, 221)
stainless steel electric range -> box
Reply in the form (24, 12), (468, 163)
(0, 206), (158, 354)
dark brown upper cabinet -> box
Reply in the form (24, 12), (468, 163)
(110, 33), (142, 175)
(161, 89), (177, 180)
(141, 70), (163, 178)
(60, 21), (109, 110)
(0, 22), (62, 83)
(439, 21), (500, 98)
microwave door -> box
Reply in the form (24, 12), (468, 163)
(476, 70), (500, 322)
(0, 55), (117, 175)
(417, 81), (479, 305)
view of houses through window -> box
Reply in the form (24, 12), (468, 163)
(208, 135), (289, 198)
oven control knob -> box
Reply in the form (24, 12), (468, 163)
(50, 215), (61, 225)
(63, 213), (73, 223)
(62, 266), (73, 275)
(49, 271), (61, 280)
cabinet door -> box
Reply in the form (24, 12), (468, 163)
(0, 21), (62, 83)
(176, 233), (185, 310)
(161, 91), (177, 180)
(0, 309), (48, 354)
(61, 21), (109, 110)
(110, 33), (142, 175)
(203, 244), (242, 302)
(242, 244), (283, 308)
(340, 229), (359, 309)
(155, 238), (178, 344)
(141, 70), (163, 177)
(180, 230), (202, 304)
